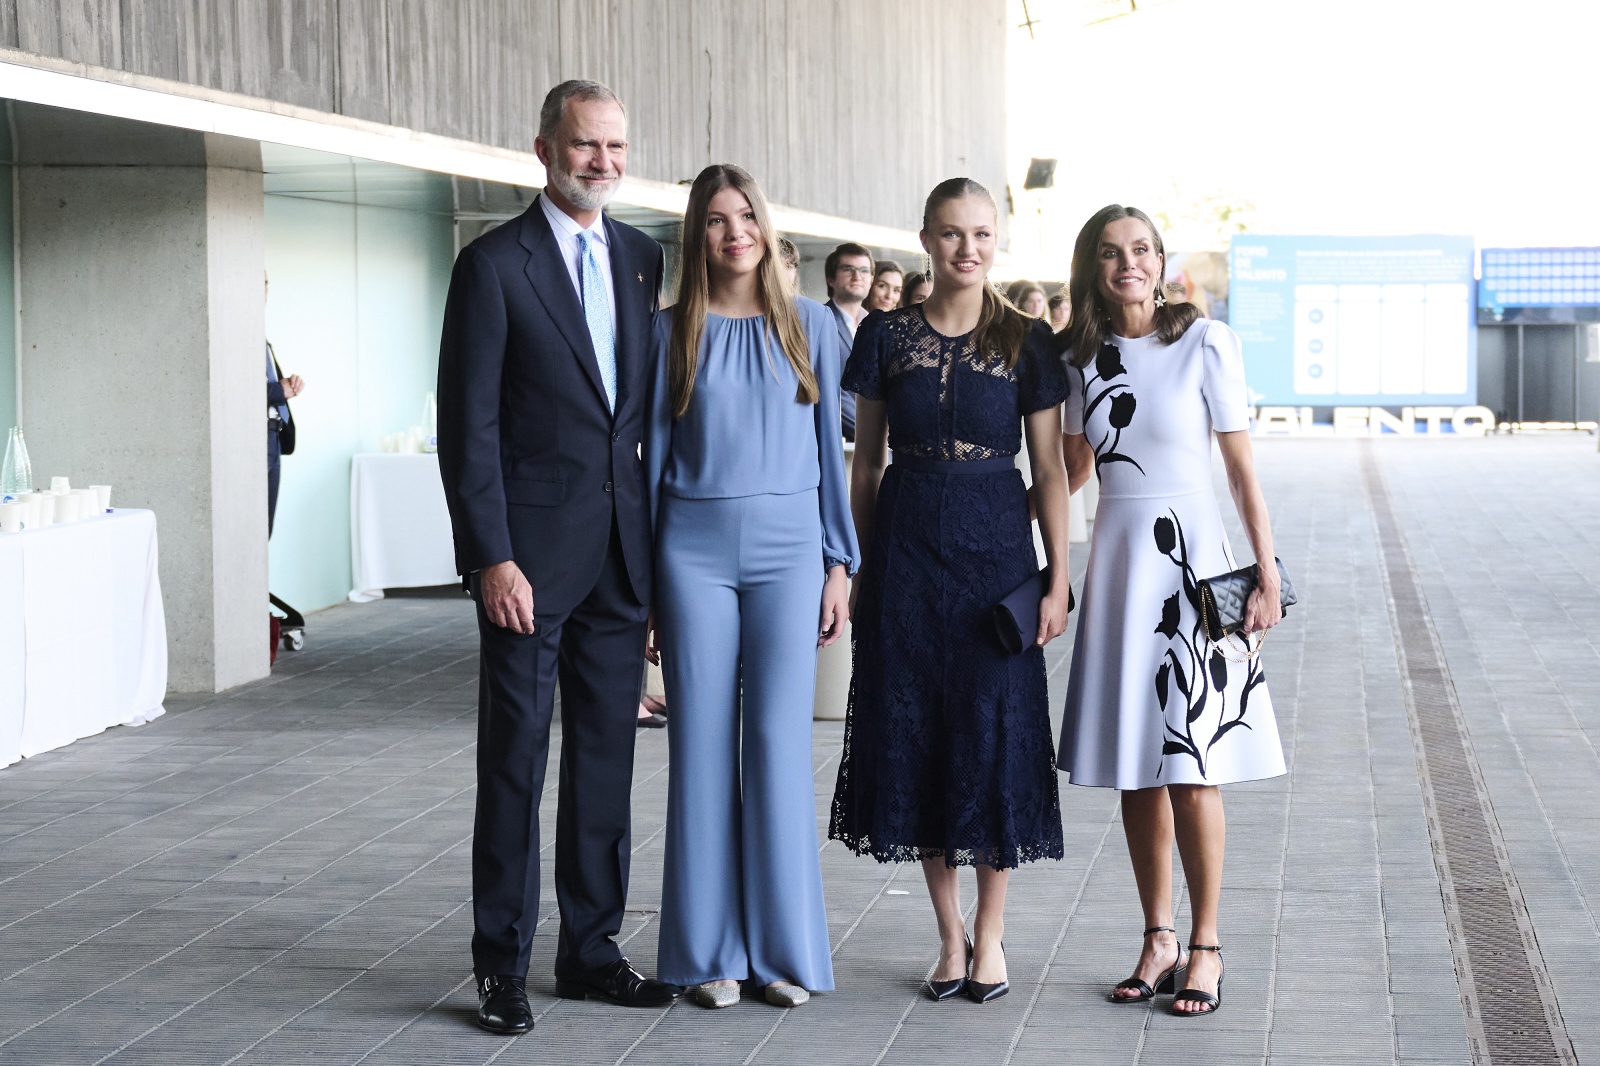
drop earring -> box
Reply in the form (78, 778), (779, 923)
(1153, 283), (1168, 309)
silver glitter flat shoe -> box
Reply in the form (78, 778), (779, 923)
(763, 983), (810, 1008)
(689, 983), (741, 1009)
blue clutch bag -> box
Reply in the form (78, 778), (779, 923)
(992, 567), (1074, 655)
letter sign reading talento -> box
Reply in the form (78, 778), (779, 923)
(1228, 235), (1477, 407)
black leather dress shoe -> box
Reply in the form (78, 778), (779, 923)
(477, 974), (533, 1034)
(555, 958), (681, 1007)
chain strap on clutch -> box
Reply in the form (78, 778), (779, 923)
(1197, 558), (1298, 663)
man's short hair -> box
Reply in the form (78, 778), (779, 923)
(824, 242), (874, 296)
(539, 80), (625, 142)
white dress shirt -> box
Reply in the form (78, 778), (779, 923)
(540, 194), (619, 343)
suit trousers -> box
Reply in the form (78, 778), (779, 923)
(267, 425), (281, 537)
(655, 490), (834, 990)
(470, 518), (648, 980)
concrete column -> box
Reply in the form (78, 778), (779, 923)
(13, 104), (268, 692)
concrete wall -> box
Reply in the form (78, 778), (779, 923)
(11, 105), (267, 692)
(264, 194), (452, 612)
(0, 1), (1007, 235)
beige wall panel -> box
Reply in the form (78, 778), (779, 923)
(3, 0), (1007, 232)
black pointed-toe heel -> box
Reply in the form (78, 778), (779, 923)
(924, 937), (973, 1001)
(966, 942), (1009, 1004)
(1111, 925), (1188, 1003)
(1171, 944), (1224, 1017)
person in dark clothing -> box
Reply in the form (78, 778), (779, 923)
(265, 274), (303, 537)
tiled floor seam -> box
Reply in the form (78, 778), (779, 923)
(1365, 445), (1577, 1066)
(0, 783), (477, 1049)
(0, 729), (481, 979)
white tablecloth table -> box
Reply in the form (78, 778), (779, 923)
(349, 453), (458, 602)
(0, 509), (168, 769)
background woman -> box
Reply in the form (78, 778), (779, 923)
(867, 259), (904, 311)
(1005, 279), (1048, 318)
(1057, 204), (1286, 1017)
(830, 178), (1073, 1005)
(1046, 287), (1070, 333)
(645, 164), (858, 1010)
(898, 271), (932, 307)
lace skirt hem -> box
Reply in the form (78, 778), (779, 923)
(827, 825), (1064, 870)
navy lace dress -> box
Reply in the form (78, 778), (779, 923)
(829, 306), (1069, 869)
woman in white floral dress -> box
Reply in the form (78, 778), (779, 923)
(1058, 205), (1287, 1018)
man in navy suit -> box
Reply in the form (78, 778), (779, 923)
(436, 80), (678, 1035)
(823, 241), (873, 441)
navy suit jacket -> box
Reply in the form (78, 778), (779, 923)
(436, 197), (664, 616)
(823, 300), (858, 440)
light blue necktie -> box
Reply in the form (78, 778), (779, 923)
(577, 230), (617, 413)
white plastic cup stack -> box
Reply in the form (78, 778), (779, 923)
(50, 476), (70, 493)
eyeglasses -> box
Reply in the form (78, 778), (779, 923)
(836, 265), (873, 277)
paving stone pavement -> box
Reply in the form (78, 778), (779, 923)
(0, 435), (1595, 1065)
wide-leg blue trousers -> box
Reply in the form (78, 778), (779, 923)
(655, 490), (834, 991)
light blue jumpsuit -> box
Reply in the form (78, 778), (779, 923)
(644, 296), (858, 990)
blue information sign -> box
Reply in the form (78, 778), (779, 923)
(1228, 235), (1477, 406)
(1479, 247), (1600, 310)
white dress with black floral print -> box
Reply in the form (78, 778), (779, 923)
(1058, 318), (1286, 789)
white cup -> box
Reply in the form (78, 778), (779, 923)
(0, 501), (23, 533)
(90, 484), (112, 512)
(50, 476), (70, 493)
(33, 492), (55, 527)
(18, 493), (40, 529)
(75, 489), (100, 518)
(55, 492), (81, 524)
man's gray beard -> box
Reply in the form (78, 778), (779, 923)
(548, 165), (618, 211)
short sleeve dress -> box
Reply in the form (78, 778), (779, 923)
(829, 306), (1069, 869)
(1057, 319), (1286, 789)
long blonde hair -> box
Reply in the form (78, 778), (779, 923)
(669, 164), (818, 418)
(922, 178), (1031, 369)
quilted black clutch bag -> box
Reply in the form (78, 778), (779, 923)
(1198, 558), (1297, 643)
(993, 567), (1075, 655)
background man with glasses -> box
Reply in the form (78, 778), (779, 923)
(823, 242), (875, 441)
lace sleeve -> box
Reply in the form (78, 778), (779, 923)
(1016, 322), (1071, 414)
(841, 310), (885, 400)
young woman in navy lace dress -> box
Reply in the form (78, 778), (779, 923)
(829, 179), (1075, 1004)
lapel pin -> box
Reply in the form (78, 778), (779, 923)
(636, 272), (644, 283)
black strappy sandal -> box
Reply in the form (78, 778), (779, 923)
(1110, 926), (1188, 1003)
(1171, 944), (1224, 1016)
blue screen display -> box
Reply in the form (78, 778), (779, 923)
(1228, 235), (1477, 406)
(1479, 247), (1600, 309)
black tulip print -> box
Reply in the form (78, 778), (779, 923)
(1155, 592), (1181, 639)
(1154, 516), (1176, 556)
(1150, 508), (1263, 781)
(1209, 648), (1229, 690)
(1095, 342), (1126, 381)
(1082, 341), (1145, 476)
(1108, 391), (1137, 429)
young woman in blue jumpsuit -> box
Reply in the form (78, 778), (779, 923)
(644, 164), (858, 1009)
